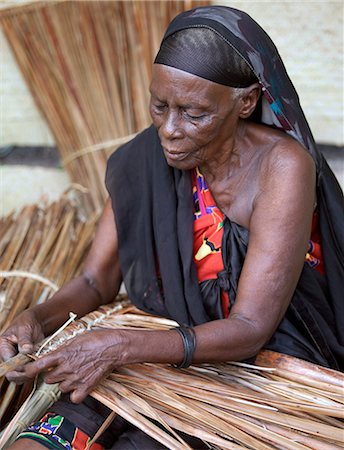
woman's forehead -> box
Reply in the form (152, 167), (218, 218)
(150, 64), (233, 102)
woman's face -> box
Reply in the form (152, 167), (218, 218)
(149, 64), (242, 170)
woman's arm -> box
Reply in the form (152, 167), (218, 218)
(35, 198), (123, 335)
(194, 140), (317, 361)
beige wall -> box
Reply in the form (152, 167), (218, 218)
(219, 1), (343, 145)
(0, 166), (70, 216)
(0, 1), (343, 146)
(0, 28), (55, 146)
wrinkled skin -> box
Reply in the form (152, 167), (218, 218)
(22, 329), (126, 404)
(0, 309), (45, 382)
(0, 312), (125, 402)
(149, 65), (258, 172)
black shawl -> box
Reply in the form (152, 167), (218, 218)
(106, 6), (344, 371)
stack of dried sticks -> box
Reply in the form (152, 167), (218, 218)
(0, 189), (99, 428)
(1, 302), (343, 449)
(0, 0), (208, 211)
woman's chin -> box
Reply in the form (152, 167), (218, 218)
(163, 150), (198, 170)
(165, 157), (198, 171)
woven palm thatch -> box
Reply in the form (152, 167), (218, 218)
(1, 301), (343, 450)
(0, 0), (208, 211)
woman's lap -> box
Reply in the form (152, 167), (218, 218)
(16, 395), (127, 449)
(16, 394), (208, 449)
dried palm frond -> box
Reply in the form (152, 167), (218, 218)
(1, 302), (343, 450)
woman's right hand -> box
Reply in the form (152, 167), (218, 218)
(0, 309), (45, 383)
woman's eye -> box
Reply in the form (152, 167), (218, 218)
(154, 104), (167, 112)
(185, 111), (205, 120)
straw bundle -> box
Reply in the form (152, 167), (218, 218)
(0, 0), (208, 211)
(0, 188), (99, 427)
(1, 302), (343, 449)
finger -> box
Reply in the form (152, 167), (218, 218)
(25, 352), (60, 377)
(0, 346), (17, 362)
(6, 370), (32, 384)
(44, 368), (68, 385)
(16, 329), (35, 355)
(10, 364), (26, 373)
(0, 339), (17, 362)
(23, 355), (56, 379)
(58, 380), (74, 394)
(18, 341), (34, 354)
(69, 387), (89, 404)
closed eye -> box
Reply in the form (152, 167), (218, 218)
(184, 111), (206, 120)
(152, 103), (167, 112)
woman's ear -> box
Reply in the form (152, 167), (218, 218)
(239, 83), (261, 119)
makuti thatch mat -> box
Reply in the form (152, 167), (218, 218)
(1, 300), (343, 450)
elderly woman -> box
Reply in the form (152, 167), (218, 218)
(1, 5), (343, 450)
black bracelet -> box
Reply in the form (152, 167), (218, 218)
(172, 326), (196, 369)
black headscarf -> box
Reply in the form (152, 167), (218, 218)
(154, 26), (257, 87)
(106, 6), (344, 370)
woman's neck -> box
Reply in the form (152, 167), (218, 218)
(200, 120), (248, 183)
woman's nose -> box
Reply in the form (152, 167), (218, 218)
(160, 111), (184, 140)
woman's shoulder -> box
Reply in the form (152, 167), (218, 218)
(250, 123), (316, 182)
(242, 123), (317, 222)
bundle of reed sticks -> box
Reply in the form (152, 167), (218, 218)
(0, 188), (99, 427)
(0, 1), (208, 211)
(1, 301), (343, 450)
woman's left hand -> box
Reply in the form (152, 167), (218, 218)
(24, 329), (127, 403)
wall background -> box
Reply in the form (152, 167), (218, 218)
(220, 0), (343, 145)
(1, 0), (343, 147)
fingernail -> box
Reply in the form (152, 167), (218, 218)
(19, 344), (32, 354)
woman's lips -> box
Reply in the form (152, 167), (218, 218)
(163, 148), (189, 161)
